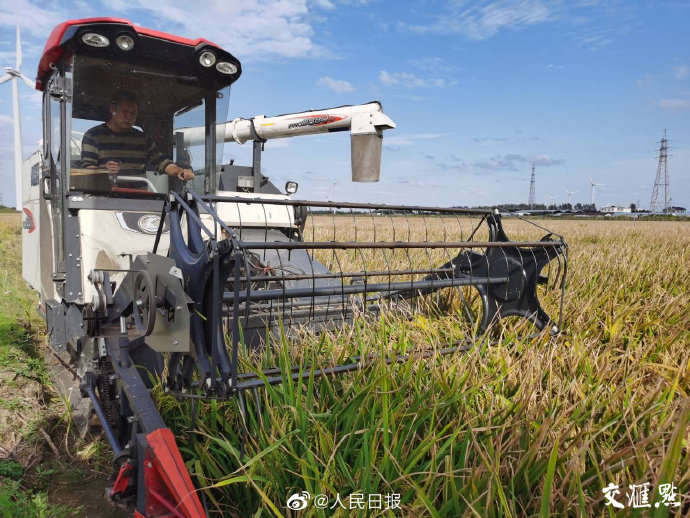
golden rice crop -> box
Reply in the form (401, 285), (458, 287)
(156, 218), (690, 517)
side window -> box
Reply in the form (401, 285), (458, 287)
(173, 99), (206, 195)
(50, 94), (61, 165)
(30, 163), (39, 186)
(41, 85), (59, 199)
(42, 91), (50, 159)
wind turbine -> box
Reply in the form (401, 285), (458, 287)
(589, 178), (605, 208)
(545, 193), (557, 209)
(0, 25), (34, 210)
(565, 189), (577, 207)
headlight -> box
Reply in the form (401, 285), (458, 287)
(199, 51), (216, 67)
(285, 181), (298, 194)
(138, 215), (162, 234)
(115, 34), (135, 51)
(81, 32), (110, 48)
(216, 61), (237, 75)
(115, 212), (168, 235)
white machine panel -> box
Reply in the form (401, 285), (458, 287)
(214, 191), (295, 228)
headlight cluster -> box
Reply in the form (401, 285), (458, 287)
(199, 50), (237, 75)
(216, 61), (238, 75)
(115, 34), (135, 51)
(82, 32), (135, 51)
(81, 32), (110, 48)
(80, 31), (237, 76)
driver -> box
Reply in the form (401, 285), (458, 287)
(81, 90), (194, 182)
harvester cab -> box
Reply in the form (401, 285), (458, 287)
(21, 18), (568, 518)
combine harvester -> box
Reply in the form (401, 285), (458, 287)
(20, 18), (568, 517)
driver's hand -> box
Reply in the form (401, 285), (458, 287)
(105, 160), (121, 173)
(177, 168), (194, 181)
(165, 163), (195, 181)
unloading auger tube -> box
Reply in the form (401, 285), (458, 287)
(178, 101), (395, 182)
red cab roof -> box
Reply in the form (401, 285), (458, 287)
(36, 17), (221, 90)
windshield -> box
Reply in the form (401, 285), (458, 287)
(69, 54), (230, 197)
(172, 89), (230, 196)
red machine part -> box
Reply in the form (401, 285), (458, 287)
(22, 208), (35, 233)
(139, 428), (206, 518)
(36, 17), (220, 91)
(110, 462), (133, 497)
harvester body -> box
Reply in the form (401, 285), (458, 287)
(20, 18), (568, 517)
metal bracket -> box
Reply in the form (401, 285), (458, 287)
(48, 75), (72, 102)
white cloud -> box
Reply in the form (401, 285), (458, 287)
(636, 74), (654, 89)
(379, 70), (455, 88)
(473, 134), (540, 145)
(402, 0), (553, 40)
(311, 0), (335, 9)
(0, 48), (16, 61)
(464, 0), (552, 39)
(473, 153), (564, 171)
(121, 0), (327, 60)
(0, 0), (68, 37)
(672, 65), (689, 80)
(0, 0), (330, 60)
(398, 1), (629, 50)
(408, 56), (456, 74)
(658, 98), (690, 110)
(317, 76), (355, 93)
(531, 153), (563, 166)
(379, 70), (396, 86)
(577, 32), (613, 51)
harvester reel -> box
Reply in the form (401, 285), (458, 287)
(145, 191), (568, 398)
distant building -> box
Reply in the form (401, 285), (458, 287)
(664, 206), (687, 215)
(600, 205), (632, 214)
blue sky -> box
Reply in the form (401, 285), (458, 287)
(0, 0), (688, 208)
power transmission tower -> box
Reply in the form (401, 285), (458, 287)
(528, 164), (535, 209)
(650, 129), (671, 213)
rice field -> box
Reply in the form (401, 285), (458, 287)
(0, 212), (687, 516)
(154, 217), (690, 517)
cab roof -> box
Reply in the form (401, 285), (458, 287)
(36, 17), (240, 90)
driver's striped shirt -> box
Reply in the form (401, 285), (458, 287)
(80, 123), (172, 176)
